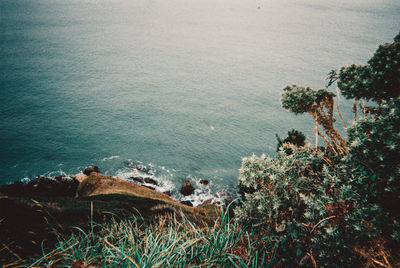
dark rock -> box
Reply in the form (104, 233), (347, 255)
(128, 176), (157, 186)
(163, 191), (171, 196)
(124, 160), (133, 168)
(54, 176), (64, 181)
(135, 165), (151, 174)
(0, 181), (25, 196)
(1, 176), (79, 198)
(82, 166), (99, 176)
(54, 175), (72, 182)
(180, 181), (195, 196)
(199, 179), (209, 185)
(125, 162), (152, 174)
(144, 177), (158, 186)
(129, 177), (144, 184)
(180, 200), (193, 207)
(142, 185), (155, 191)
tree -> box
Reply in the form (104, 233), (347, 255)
(281, 85), (347, 156)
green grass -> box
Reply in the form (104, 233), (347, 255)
(30, 203), (277, 267)
(0, 192), (220, 264)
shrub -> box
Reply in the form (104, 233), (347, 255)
(235, 145), (388, 267)
(346, 97), (400, 241)
(338, 33), (400, 102)
(235, 33), (400, 266)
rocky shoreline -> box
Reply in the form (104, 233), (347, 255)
(0, 166), (220, 263)
(1, 165), (218, 207)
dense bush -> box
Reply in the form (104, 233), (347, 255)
(346, 97), (400, 241)
(235, 33), (400, 267)
(338, 33), (400, 102)
(235, 145), (388, 267)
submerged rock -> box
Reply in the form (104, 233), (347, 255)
(163, 191), (171, 196)
(135, 165), (152, 174)
(180, 181), (195, 196)
(125, 161), (152, 174)
(129, 176), (144, 184)
(82, 166), (99, 176)
(199, 179), (210, 185)
(180, 200), (193, 207)
(144, 177), (157, 186)
(142, 185), (156, 191)
(129, 176), (158, 186)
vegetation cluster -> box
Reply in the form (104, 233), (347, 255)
(30, 206), (276, 267)
(235, 33), (400, 267)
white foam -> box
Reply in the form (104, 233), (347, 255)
(20, 177), (30, 183)
(102, 155), (120, 161)
(180, 177), (230, 207)
(46, 170), (69, 178)
(115, 166), (174, 194)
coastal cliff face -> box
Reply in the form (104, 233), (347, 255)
(0, 170), (218, 264)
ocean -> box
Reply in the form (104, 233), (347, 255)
(1, 0), (399, 204)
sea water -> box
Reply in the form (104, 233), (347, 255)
(1, 0), (399, 203)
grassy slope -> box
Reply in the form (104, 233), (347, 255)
(0, 173), (219, 265)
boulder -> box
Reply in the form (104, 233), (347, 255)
(82, 166), (99, 176)
(180, 181), (195, 196)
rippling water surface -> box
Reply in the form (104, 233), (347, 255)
(1, 0), (399, 200)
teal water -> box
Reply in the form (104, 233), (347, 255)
(1, 0), (399, 201)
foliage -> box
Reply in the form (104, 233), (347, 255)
(281, 85), (319, 114)
(235, 33), (400, 267)
(276, 129), (306, 153)
(337, 64), (372, 101)
(368, 33), (400, 101)
(235, 146), (389, 267)
(337, 33), (400, 102)
(31, 206), (276, 267)
(346, 97), (400, 240)
(282, 84), (347, 156)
